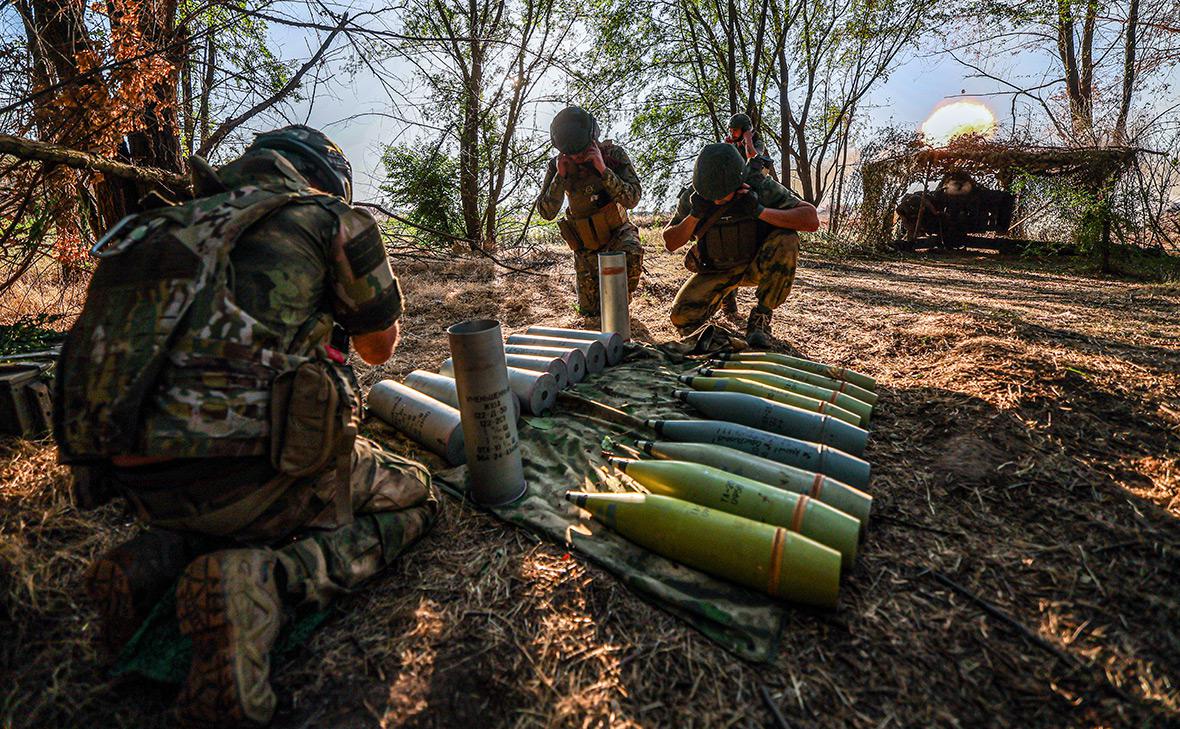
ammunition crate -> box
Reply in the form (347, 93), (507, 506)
(0, 363), (53, 437)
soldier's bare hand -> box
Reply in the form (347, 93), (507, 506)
(556, 155), (574, 178)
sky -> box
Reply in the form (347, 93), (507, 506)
(253, 8), (1176, 206)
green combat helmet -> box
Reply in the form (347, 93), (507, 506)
(693, 143), (746, 201)
(728, 113), (753, 133)
(550, 106), (599, 154)
(248, 124), (353, 202)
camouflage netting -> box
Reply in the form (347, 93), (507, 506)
(859, 135), (1138, 248)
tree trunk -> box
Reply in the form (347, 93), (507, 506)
(1114, 0), (1139, 143)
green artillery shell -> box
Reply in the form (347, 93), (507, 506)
(525, 326), (624, 366)
(612, 458), (860, 567)
(718, 351), (877, 393)
(645, 419), (871, 490)
(709, 358), (878, 406)
(565, 491), (841, 606)
(680, 375), (861, 426)
(635, 440), (873, 530)
(698, 367), (872, 425)
(672, 389), (867, 456)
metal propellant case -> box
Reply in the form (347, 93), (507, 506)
(0, 363), (53, 437)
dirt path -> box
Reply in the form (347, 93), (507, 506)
(2, 239), (1178, 728)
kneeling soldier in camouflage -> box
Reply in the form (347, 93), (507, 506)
(663, 143), (819, 347)
(54, 126), (439, 727)
(537, 105), (643, 315)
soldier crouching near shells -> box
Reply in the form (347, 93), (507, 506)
(54, 125), (439, 727)
(536, 106), (643, 316)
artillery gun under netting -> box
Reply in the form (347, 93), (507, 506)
(893, 172), (1016, 251)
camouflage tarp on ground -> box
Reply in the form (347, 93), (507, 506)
(370, 333), (786, 662)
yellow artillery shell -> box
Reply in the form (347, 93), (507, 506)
(636, 440), (873, 530)
(709, 358), (878, 406)
(611, 458), (860, 567)
(565, 491), (841, 607)
(718, 351), (876, 393)
(698, 367), (872, 425)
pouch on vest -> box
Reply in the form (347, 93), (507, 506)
(697, 217), (761, 271)
(269, 361), (344, 477)
(557, 204), (625, 251)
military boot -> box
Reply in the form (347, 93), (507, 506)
(720, 290), (739, 318)
(175, 549), (284, 728)
(746, 305), (774, 349)
(85, 529), (194, 656)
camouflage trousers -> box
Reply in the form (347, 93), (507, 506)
(572, 222), (643, 314)
(669, 229), (799, 335)
(110, 437), (439, 609)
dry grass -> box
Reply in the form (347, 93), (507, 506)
(2, 237), (1178, 728)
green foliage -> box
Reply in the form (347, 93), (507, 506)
(0, 314), (66, 357)
(379, 143), (464, 248)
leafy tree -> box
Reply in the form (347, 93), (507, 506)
(380, 142), (465, 248)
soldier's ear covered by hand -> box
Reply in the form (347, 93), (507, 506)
(689, 192), (717, 219)
(730, 188), (764, 218)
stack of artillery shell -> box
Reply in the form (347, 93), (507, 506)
(645, 419), (872, 490)
(367, 380), (466, 466)
(525, 326), (625, 365)
(717, 352), (877, 394)
(611, 458), (860, 567)
(635, 440), (872, 530)
(672, 389), (868, 456)
(505, 353), (570, 389)
(405, 370), (522, 421)
(680, 375), (862, 425)
(505, 344), (588, 383)
(437, 361), (558, 415)
(708, 358), (879, 407)
(506, 334), (607, 374)
(697, 366), (873, 426)
(565, 491), (841, 607)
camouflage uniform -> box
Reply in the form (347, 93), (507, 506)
(668, 168), (803, 335)
(57, 149), (438, 621)
(536, 142), (643, 313)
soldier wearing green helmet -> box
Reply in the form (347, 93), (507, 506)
(724, 112), (778, 182)
(663, 143), (819, 347)
(537, 106), (644, 315)
(56, 125), (438, 726)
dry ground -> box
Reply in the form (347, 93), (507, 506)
(2, 233), (1179, 728)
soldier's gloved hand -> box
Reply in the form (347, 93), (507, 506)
(689, 192), (717, 220)
(730, 188), (764, 219)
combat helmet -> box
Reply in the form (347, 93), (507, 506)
(248, 125), (353, 202)
(728, 113), (753, 132)
(550, 106), (599, 154)
(693, 143), (746, 201)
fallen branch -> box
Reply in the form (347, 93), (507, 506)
(0, 133), (187, 191)
(919, 568), (1139, 707)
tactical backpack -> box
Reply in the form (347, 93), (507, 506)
(54, 184), (331, 463)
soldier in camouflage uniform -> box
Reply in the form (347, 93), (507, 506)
(662, 143), (819, 347)
(53, 126), (438, 727)
(719, 112), (778, 318)
(537, 106), (643, 315)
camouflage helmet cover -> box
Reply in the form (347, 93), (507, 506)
(550, 106), (600, 154)
(248, 125), (353, 202)
(728, 113), (753, 132)
(693, 143), (747, 201)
